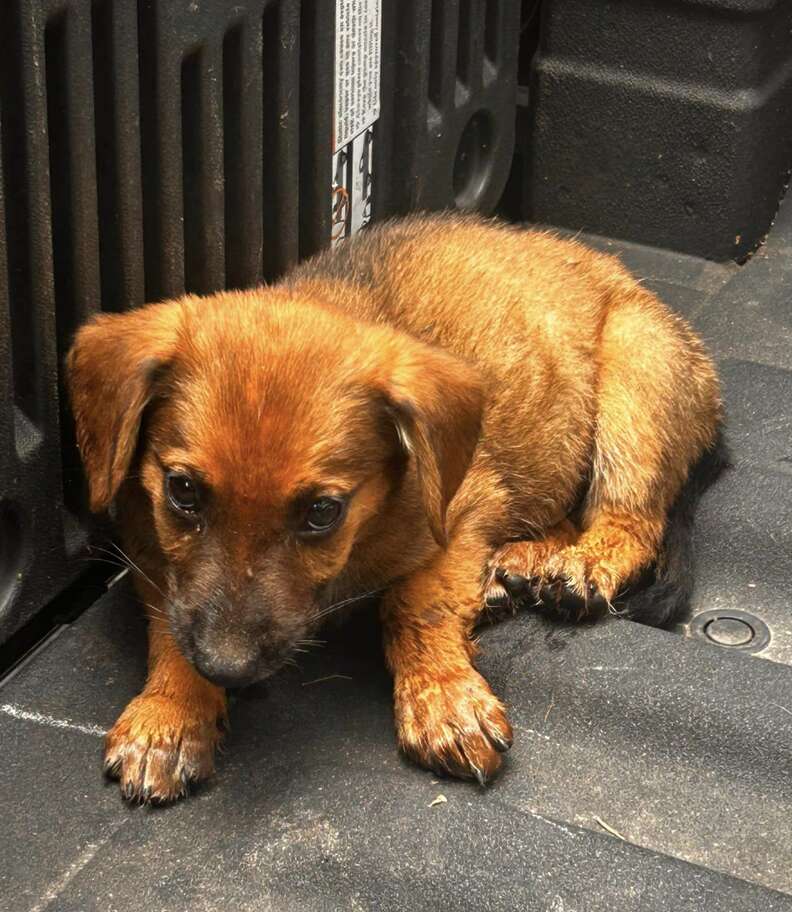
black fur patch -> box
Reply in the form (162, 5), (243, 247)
(621, 429), (731, 628)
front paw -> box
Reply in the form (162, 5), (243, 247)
(104, 694), (224, 803)
(394, 668), (512, 784)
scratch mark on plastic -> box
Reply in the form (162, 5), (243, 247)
(517, 726), (552, 742)
(527, 809), (579, 838)
(30, 819), (128, 912)
(0, 703), (107, 737)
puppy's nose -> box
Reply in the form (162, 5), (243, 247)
(194, 651), (259, 689)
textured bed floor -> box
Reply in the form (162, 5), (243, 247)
(1, 198), (791, 912)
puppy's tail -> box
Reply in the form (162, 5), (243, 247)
(622, 429), (730, 628)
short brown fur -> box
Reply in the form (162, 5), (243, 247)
(67, 214), (721, 801)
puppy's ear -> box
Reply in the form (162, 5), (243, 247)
(379, 338), (485, 546)
(66, 302), (181, 512)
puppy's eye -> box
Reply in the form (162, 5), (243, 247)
(302, 496), (346, 535)
(166, 472), (200, 514)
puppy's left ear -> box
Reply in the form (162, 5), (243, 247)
(379, 338), (485, 546)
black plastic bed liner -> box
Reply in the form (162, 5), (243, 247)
(2, 199), (791, 911)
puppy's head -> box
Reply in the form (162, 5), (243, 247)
(67, 290), (483, 687)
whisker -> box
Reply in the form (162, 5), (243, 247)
(89, 542), (179, 617)
(143, 602), (170, 621)
(91, 542), (170, 602)
(87, 547), (144, 586)
(80, 556), (126, 569)
(87, 544), (133, 566)
(107, 542), (168, 601)
(311, 587), (384, 623)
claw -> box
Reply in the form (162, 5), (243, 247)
(496, 569), (531, 600)
(490, 732), (513, 753)
(484, 582), (512, 610)
(469, 763), (488, 786)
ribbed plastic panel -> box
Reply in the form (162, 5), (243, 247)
(0, 0), (522, 643)
(377, 0), (521, 215)
(0, 0), (305, 642)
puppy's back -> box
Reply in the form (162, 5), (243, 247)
(288, 214), (613, 375)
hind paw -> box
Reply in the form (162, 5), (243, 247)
(487, 539), (617, 620)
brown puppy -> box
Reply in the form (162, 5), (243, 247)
(67, 214), (722, 802)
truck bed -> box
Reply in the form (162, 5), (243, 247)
(2, 198), (791, 911)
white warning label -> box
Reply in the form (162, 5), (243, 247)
(334, 0), (381, 153)
(331, 0), (381, 245)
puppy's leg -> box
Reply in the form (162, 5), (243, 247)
(104, 597), (226, 802)
(383, 531), (512, 784)
(530, 280), (721, 613)
(543, 511), (664, 609)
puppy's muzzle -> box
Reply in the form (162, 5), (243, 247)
(186, 621), (271, 688)
(193, 647), (262, 689)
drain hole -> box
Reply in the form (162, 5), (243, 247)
(703, 617), (754, 647)
(453, 110), (494, 209)
(689, 608), (771, 654)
